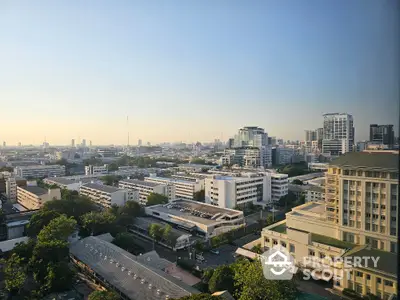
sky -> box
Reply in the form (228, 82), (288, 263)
(0, 0), (398, 145)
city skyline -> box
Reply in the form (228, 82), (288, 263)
(1, 0), (398, 145)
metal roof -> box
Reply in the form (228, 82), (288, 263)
(69, 236), (199, 300)
(81, 183), (122, 193)
(120, 179), (162, 188)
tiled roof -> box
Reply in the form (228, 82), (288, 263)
(329, 151), (398, 170)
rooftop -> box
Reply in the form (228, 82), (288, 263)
(18, 185), (48, 196)
(15, 164), (65, 169)
(69, 236), (199, 300)
(120, 178), (162, 187)
(311, 233), (354, 249)
(329, 151), (398, 171)
(299, 202), (325, 214)
(81, 183), (122, 193)
(146, 176), (195, 185)
(269, 222), (287, 234)
(343, 247), (397, 276)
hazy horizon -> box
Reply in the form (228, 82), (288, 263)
(1, 0), (398, 145)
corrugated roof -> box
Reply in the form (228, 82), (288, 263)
(120, 179), (162, 188)
(69, 236), (199, 300)
(81, 183), (121, 193)
(329, 151), (398, 170)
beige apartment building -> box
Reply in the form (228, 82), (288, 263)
(261, 151), (398, 299)
(17, 186), (61, 210)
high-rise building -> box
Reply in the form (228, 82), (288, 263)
(369, 124), (395, 149)
(2, 141), (6, 147)
(18, 142), (21, 147)
(89, 140), (92, 147)
(232, 126), (271, 167)
(325, 151), (398, 251)
(82, 139), (86, 147)
(305, 130), (317, 142)
(227, 138), (235, 148)
(322, 113), (354, 156)
(71, 139), (75, 147)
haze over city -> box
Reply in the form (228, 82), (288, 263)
(1, 0), (398, 145)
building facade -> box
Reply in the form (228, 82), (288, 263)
(322, 113), (354, 156)
(369, 124), (395, 149)
(15, 165), (66, 179)
(144, 176), (202, 200)
(118, 179), (173, 205)
(80, 183), (134, 208)
(84, 164), (108, 176)
(17, 186), (61, 210)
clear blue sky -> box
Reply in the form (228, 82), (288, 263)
(1, 0), (398, 145)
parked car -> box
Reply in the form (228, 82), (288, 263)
(210, 249), (220, 255)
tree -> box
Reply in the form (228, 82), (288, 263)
(108, 162), (119, 172)
(37, 215), (77, 243)
(194, 189), (205, 202)
(0, 208), (5, 224)
(146, 193), (168, 206)
(42, 262), (75, 293)
(1, 253), (27, 295)
(208, 265), (235, 294)
(26, 210), (61, 237)
(101, 175), (122, 186)
(43, 196), (97, 222)
(266, 215), (274, 226)
(112, 232), (144, 254)
(232, 259), (297, 300)
(13, 238), (36, 263)
(292, 179), (303, 185)
(80, 211), (116, 236)
(88, 290), (121, 300)
(119, 200), (143, 218)
(60, 189), (79, 201)
(202, 268), (215, 284)
(148, 223), (164, 242)
(162, 224), (172, 244)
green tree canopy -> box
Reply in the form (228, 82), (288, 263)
(112, 232), (144, 255)
(88, 290), (121, 300)
(208, 265), (235, 294)
(291, 179), (303, 185)
(43, 196), (98, 222)
(13, 238), (36, 263)
(42, 262), (75, 293)
(146, 193), (168, 206)
(80, 211), (116, 236)
(193, 189), (205, 202)
(26, 210), (61, 237)
(1, 253), (27, 294)
(148, 223), (164, 241)
(179, 294), (222, 300)
(37, 215), (77, 243)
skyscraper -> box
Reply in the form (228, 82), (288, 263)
(89, 140), (92, 147)
(82, 139), (86, 147)
(71, 139), (75, 147)
(304, 130), (317, 142)
(138, 139), (142, 146)
(369, 124), (395, 148)
(322, 113), (354, 155)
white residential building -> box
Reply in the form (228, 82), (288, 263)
(205, 173), (272, 208)
(5, 177), (17, 202)
(79, 183), (134, 208)
(308, 162), (329, 171)
(44, 177), (103, 191)
(85, 164), (108, 175)
(270, 173), (289, 202)
(17, 186), (61, 210)
(276, 147), (295, 165)
(145, 176), (203, 200)
(15, 165), (66, 179)
(322, 113), (354, 155)
(118, 179), (173, 205)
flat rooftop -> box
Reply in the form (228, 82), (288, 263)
(19, 185), (48, 196)
(148, 199), (243, 225)
(15, 164), (65, 169)
(81, 183), (122, 193)
(330, 151), (398, 171)
(120, 178), (162, 187)
(298, 202), (325, 214)
(146, 176), (194, 185)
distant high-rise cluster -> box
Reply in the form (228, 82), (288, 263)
(369, 124), (395, 149)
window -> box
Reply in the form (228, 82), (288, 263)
(281, 241), (287, 248)
(265, 237), (270, 243)
(380, 227), (385, 234)
(377, 278), (382, 284)
(289, 244), (295, 253)
(319, 252), (325, 259)
(366, 274), (371, 280)
(390, 242), (397, 253)
(365, 223), (370, 230)
(273, 239), (278, 245)
(384, 280), (393, 287)
(355, 271), (363, 277)
(390, 228), (396, 236)
(308, 250), (315, 256)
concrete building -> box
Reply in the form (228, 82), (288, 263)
(145, 176), (203, 200)
(275, 147), (295, 165)
(80, 183), (134, 208)
(15, 165), (66, 179)
(232, 126), (272, 167)
(145, 199), (245, 239)
(322, 113), (354, 156)
(325, 151), (398, 251)
(222, 147), (263, 168)
(205, 173), (271, 208)
(308, 162), (329, 171)
(44, 177), (102, 191)
(85, 164), (108, 176)
(270, 173), (289, 202)
(370, 124), (395, 149)
(17, 186), (61, 210)
(5, 177), (26, 202)
(118, 179), (173, 205)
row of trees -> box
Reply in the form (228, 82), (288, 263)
(184, 258), (298, 300)
(148, 223), (176, 247)
(276, 192), (305, 211)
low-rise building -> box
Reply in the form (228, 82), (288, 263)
(270, 173), (289, 202)
(205, 173), (271, 208)
(145, 176), (203, 200)
(85, 164), (108, 175)
(15, 164), (66, 179)
(145, 199), (245, 239)
(80, 183), (135, 209)
(5, 177), (26, 202)
(44, 177), (102, 191)
(118, 179), (173, 205)
(308, 162), (329, 171)
(17, 186), (61, 210)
